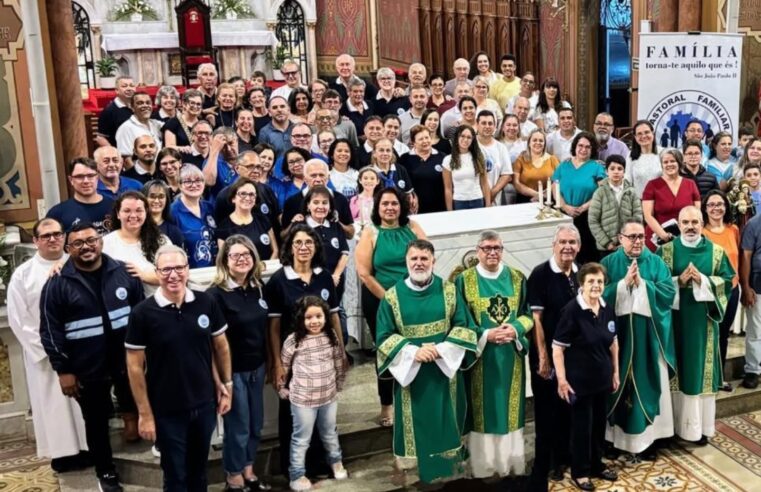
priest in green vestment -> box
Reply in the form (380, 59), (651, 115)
(656, 206), (734, 444)
(454, 230), (533, 478)
(600, 220), (677, 457)
(376, 239), (478, 483)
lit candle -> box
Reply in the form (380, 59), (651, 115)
(538, 180), (544, 207)
(546, 177), (552, 204)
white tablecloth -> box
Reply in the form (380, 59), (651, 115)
(102, 30), (277, 52)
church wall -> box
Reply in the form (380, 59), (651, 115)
(377, 0), (421, 69)
(538, 2), (567, 96)
(315, 0), (374, 74)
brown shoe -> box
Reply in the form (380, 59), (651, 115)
(122, 413), (140, 443)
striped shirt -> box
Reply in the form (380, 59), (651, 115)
(280, 332), (346, 408)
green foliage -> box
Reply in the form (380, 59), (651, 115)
(95, 56), (118, 77)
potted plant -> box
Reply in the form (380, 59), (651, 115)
(212, 0), (254, 20)
(268, 44), (289, 81)
(113, 0), (159, 22)
(96, 56), (119, 89)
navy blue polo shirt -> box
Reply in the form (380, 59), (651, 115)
(526, 258), (580, 370)
(281, 189), (354, 234)
(207, 282), (268, 373)
(399, 151), (446, 214)
(97, 99), (133, 146)
(553, 295), (617, 396)
(125, 289), (227, 415)
(97, 176), (143, 200)
(170, 198), (217, 268)
(47, 196), (115, 235)
(216, 214), (274, 260)
(264, 266), (339, 345)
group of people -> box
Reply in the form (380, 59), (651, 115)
(6, 49), (761, 492)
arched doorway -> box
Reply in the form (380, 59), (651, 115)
(72, 1), (95, 92)
(276, 0), (308, 84)
(598, 0), (632, 126)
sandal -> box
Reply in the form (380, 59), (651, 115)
(379, 415), (394, 427)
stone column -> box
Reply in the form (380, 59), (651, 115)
(657, 0), (679, 32)
(45, 0), (87, 163)
(306, 21), (317, 83)
(678, 0), (702, 31)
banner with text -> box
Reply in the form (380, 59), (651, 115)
(637, 33), (743, 149)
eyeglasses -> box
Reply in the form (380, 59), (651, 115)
(228, 252), (253, 261)
(478, 245), (504, 253)
(620, 233), (645, 242)
(282, 71), (299, 77)
(287, 158), (305, 165)
(521, 79), (535, 86)
(238, 164), (263, 171)
(37, 231), (64, 241)
(70, 173), (98, 182)
(148, 193), (166, 200)
(594, 122), (613, 127)
(157, 264), (188, 277)
(236, 191), (257, 199)
(186, 101), (203, 108)
(68, 236), (100, 249)
(192, 131), (211, 137)
(293, 239), (315, 248)
(292, 133), (312, 139)
(706, 202), (725, 209)
(181, 178), (205, 186)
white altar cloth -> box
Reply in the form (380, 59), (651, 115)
(102, 30), (277, 52)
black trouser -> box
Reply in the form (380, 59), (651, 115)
(574, 212), (600, 265)
(528, 371), (571, 491)
(570, 390), (607, 479)
(278, 398), (327, 478)
(76, 373), (136, 477)
(361, 285), (394, 406)
(720, 286), (740, 371)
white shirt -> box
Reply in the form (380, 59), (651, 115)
(103, 231), (171, 296)
(625, 152), (662, 198)
(546, 128), (581, 163)
(115, 116), (164, 157)
(479, 139), (513, 188)
(519, 119), (539, 139)
(501, 139), (527, 165)
(440, 106), (462, 139)
(443, 153), (483, 201)
(271, 84), (306, 102)
(506, 93), (539, 114)
(330, 167), (360, 199)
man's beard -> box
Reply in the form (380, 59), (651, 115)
(409, 269), (433, 284)
(596, 132), (610, 143)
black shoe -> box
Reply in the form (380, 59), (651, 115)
(640, 446), (657, 461)
(593, 468), (618, 481)
(695, 435), (709, 446)
(742, 373), (759, 389)
(550, 466), (565, 481)
(245, 477), (272, 491)
(720, 382), (733, 392)
(223, 485), (247, 491)
(603, 444), (620, 460)
(97, 472), (123, 492)
(572, 478), (595, 491)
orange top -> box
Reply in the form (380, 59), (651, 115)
(513, 153), (560, 196)
(703, 224), (740, 287)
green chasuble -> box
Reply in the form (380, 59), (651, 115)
(656, 238), (734, 395)
(455, 265), (533, 435)
(601, 248), (677, 435)
(376, 275), (478, 483)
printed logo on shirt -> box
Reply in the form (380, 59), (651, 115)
(398, 180), (406, 188)
(206, 216), (217, 228)
(260, 233), (271, 245)
(435, 164), (443, 172)
(331, 237), (340, 249)
(260, 203), (270, 215)
(321, 288), (330, 301)
(485, 158), (494, 172)
(607, 321), (615, 333)
(198, 314), (210, 329)
(115, 287), (128, 300)
(259, 298), (268, 310)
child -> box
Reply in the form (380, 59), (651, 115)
(279, 296), (348, 491)
(733, 126), (755, 159)
(349, 166), (380, 228)
(588, 154), (643, 257)
(744, 163), (761, 209)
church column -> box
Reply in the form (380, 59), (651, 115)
(306, 20), (317, 83)
(678, 0), (703, 31)
(657, 0), (679, 32)
(45, 0), (87, 164)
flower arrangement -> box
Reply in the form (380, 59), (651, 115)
(212, 0), (254, 19)
(113, 0), (159, 21)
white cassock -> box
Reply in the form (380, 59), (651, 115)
(7, 253), (88, 458)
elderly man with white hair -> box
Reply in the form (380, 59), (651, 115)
(331, 53), (377, 102)
(375, 67), (410, 117)
(444, 58), (474, 97)
(271, 58), (307, 101)
(280, 158), (355, 239)
(196, 63), (218, 110)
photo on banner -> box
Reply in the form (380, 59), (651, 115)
(637, 32), (743, 148)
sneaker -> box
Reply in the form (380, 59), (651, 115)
(289, 476), (312, 491)
(151, 445), (161, 458)
(742, 373), (759, 389)
(331, 462), (348, 480)
(97, 472), (123, 492)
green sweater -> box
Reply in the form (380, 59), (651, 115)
(588, 178), (643, 250)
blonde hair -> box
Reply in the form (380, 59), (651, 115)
(212, 234), (263, 291)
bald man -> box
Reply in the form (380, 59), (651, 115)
(331, 53), (377, 102)
(444, 58), (474, 97)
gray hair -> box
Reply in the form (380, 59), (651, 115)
(179, 163), (204, 182)
(154, 244), (188, 267)
(478, 230), (502, 245)
(348, 77), (366, 90)
(93, 145), (120, 163)
(236, 151), (259, 165)
(552, 224), (581, 244)
(115, 75), (132, 85)
(377, 67), (396, 80)
(473, 75), (491, 87)
(212, 126), (236, 138)
(197, 63), (217, 75)
(182, 88), (203, 103)
(304, 158), (329, 174)
(620, 219), (644, 234)
(660, 148), (684, 168)
(155, 85), (180, 106)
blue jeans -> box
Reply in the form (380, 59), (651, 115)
(289, 401), (342, 481)
(223, 365), (265, 474)
(453, 198), (484, 210)
(155, 401), (217, 492)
